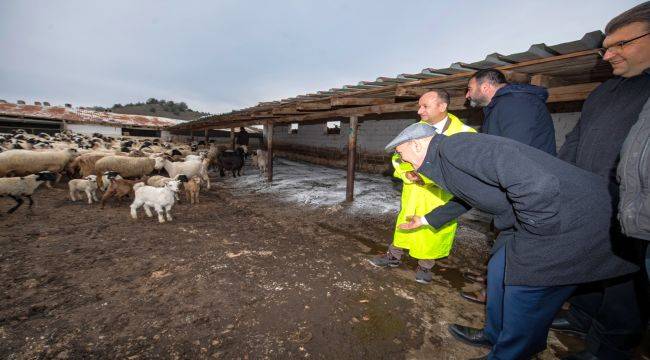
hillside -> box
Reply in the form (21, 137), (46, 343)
(92, 98), (210, 120)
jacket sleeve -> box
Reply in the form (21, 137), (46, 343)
(423, 197), (471, 228)
(443, 138), (561, 235)
(557, 117), (581, 164)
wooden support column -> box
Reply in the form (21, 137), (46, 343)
(230, 127), (235, 150)
(266, 121), (274, 182)
(190, 129), (194, 142)
(346, 116), (359, 202)
(204, 128), (209, 146)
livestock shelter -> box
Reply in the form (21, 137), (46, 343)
(169, 31), (612, 201)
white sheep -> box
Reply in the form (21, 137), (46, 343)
(94, 155), (164, 189)
(162, 158), (210, 189)
(0, 149), (76, 180)
(0, 171), (57, 213)
(68, 175), (99, 204)
(253, 149), (268, 174)
(130, 180), (181, 223)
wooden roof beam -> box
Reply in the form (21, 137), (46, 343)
(331, 97), (395, 106)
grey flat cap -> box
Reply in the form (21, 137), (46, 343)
(384, 122), (437, 152)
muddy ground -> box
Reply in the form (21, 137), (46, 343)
(0, 161), (646, 359)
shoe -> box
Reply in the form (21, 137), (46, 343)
(550, 317), (588, 339)
(448, 324), (492, 348)
(561, 350), (599, 360)
(415, 266), (432, 284)
(460, 290), (486, 304)
(367, 253), (401, 268)
(463, 272), (485, 283)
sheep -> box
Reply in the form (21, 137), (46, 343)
(252, 149), (268, 174)
(100, 177), (145, 209)
(130, 180), (181, 223)
(66, 153), (108, 178)
(184, 176), (201, 205)
(100, 171), (122, 192)
(0, 171), (57, 213)
(0, 149), (76, 179)
(94, 155), (164, 189)
(68, 175), (99, 204)
(161, 157), (209, 189)
(217, 148), (245, 177)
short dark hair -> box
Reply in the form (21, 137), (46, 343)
(428, 89), (450, 105)
(471, 69), (508, 86)
(605, 2), (650, 35)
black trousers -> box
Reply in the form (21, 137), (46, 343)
(566, 236), (648, 359)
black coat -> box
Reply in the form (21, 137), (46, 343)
(559, 69), (650, 212)
(483, 84), (557, 156)
(419, 132), (638, 286)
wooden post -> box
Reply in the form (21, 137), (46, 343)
(266, 121), (274, 182)
(346, 116), (359, 202)
(204, 128), (209, 147)
(190, 129), (194, 142)
(230, 127), (236, 150)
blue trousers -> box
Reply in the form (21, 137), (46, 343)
(484, 246), (577, 359)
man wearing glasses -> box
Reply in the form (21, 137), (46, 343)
(551, 3), (650, 359)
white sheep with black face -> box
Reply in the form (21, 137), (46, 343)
(130, 180), (181, 223)
(0, 171), (57, 213)
(68, 175), (99, 204)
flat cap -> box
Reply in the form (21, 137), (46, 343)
(384, 122), (437, 152)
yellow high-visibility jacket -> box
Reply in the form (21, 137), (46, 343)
(392, 114), (476, 259)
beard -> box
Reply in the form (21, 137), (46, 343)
(468, 98), (481, 108)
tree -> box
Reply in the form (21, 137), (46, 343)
(149, 107), (156, 113)
(146, 98), (157, 104)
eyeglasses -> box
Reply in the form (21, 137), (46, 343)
(598, 32), (650, 57)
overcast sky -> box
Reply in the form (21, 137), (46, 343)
(0, 1), (643, 115)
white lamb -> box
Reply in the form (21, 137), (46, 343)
(130, 180), (181, 223)
(68, 175), (99, 204)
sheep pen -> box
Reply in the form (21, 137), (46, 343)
(0, 153), (590, 359)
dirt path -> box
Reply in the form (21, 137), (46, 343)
(0, 169), (601, 359)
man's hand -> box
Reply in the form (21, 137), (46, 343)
(405, 171), (425, 185)
(399, 215), (423, 230)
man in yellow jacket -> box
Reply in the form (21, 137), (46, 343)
(369, 90), (476, 284)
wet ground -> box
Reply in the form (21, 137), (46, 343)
(0, 159), (647, 359)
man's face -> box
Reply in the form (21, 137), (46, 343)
(417, 93), (446, 123)
(396, 139), (427, 170)
(602, 22), (650, 78)
(465, 78), (490, 108)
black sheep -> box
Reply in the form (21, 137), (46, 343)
(217, 147), (245, 178)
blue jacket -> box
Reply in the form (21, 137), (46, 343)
(483, 84), (556, 156)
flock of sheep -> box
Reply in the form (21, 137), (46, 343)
(0, 129), (269, 222)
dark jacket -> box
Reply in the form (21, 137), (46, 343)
(235, 129), (250, 146)
(420, 133), (638, 286)
(559, 69), (650, 213)
(483, 84), (557, 155)
(618, 97), (650, 241)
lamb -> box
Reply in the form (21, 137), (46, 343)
(100, 177), (145, 209)
(94, 155), (164, 189)
(130, 180), (181, 223)
(184, 176), (201, 205)
(0, 149), (76, 178)
(68, 175), (99, 204)
(0, 171), (57, 213)
(100, 171), (122, 192)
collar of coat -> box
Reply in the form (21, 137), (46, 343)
(418, 133), (450, 193)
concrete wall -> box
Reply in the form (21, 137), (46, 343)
(268, 112), (582, 173)
(65, 123), (122, 137)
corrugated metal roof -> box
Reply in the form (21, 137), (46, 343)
(0, 103), (186, 129)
